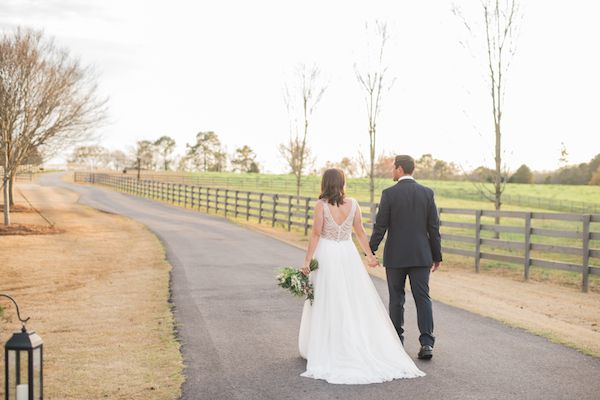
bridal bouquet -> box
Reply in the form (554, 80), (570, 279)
(276, 259), (319, 304)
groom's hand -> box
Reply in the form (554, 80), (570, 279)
(431, 261), (441, 273)
(367, 256), (379, 268)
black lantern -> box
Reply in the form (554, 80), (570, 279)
(1, 294), (43, 400)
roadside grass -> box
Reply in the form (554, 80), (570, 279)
(0, 183), (183, 400)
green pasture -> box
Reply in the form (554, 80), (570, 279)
(137, 170), (600, 214)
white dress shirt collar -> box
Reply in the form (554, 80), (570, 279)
(398, 175), (415, 181)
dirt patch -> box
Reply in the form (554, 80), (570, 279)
(0, 223), (63, 236)
(0, 204), (32, 213)
(0, 183), (183, 399)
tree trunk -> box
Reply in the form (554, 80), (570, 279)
(494, 116), (502, 238)
(8, 172), (15, 207)
(2, 175), (10, 225)
(369, 127), (375, 205)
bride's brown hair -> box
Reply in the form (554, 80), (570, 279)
(319, 168), (346, 206)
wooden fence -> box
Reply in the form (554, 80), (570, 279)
(75, 172), (600, 292)
(118, 171), (600, 214)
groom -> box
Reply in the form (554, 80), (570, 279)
(369, 155), (442, 360)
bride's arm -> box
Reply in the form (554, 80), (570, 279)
(352, 202), (379, 267)
(301, 200), (324, 275)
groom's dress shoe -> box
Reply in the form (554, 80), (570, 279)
(418, 345), (433, 360)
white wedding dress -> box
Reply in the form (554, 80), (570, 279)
(298, 198), (425, 384)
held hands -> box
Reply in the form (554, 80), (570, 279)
(431, 261), (441, 273)
(367, 254), (380, 268)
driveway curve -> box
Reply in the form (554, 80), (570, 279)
(39, 173), (600, 400)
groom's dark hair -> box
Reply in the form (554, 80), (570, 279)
(394, 155), (415, 174)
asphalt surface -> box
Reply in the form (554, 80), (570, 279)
(40, 173), (600, 400)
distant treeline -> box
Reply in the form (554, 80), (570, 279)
(67, 132), (600, 186)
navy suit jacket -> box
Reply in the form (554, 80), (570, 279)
(369, 179), (442, 268)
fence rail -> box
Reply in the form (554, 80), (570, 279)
(116, 171), (600, 214)
(75, 172), (600, 292)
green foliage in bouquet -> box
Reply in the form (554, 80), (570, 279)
(276, 259), (319, 304)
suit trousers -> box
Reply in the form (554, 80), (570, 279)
(385, 266), (435, 347)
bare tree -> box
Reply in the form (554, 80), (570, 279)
(0, 28), (106, 225)
(559, 141), (569, 168)
(279, 64), (326, 197)
(354, 21), (396, 204)
(320, 157), (358, 178)
(356, 148), (370, 178)
(69, 145), (108, 171)
(109, 149), (129, 171)
(453, 1), (522, 230)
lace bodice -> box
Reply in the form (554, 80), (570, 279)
(320, 198), (356, 242)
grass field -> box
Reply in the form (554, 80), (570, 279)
(129, 170), (600, 213)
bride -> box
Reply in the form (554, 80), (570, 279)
(298, 168), (425, 384)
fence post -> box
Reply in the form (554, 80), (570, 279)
(272, 194), (278, 227)
(225, 189), (229, 217)
(198, 186), (203, 210)
(287, 195), (293, 231)
(524, 212), (532, 280)
(246, 192), (250, 221)
(582, 214), (591, 292)
(475, 210), (482, 273)
(206, 188), (210, 212)
(259, 193), (264, 224)
(304, 198), (311, 236)
(216, 188), (220, 213)
(235, 190), (239, 218)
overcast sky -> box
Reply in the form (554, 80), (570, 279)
(1, 0), (599, 173)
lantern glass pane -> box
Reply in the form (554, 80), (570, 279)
(17, 350), (29, 386)
(7, 349), (16, 400)
(33, 347), (42, 399)
(17, 350), (29, 400)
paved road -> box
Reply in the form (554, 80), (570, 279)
(40, 173), (600, 400)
